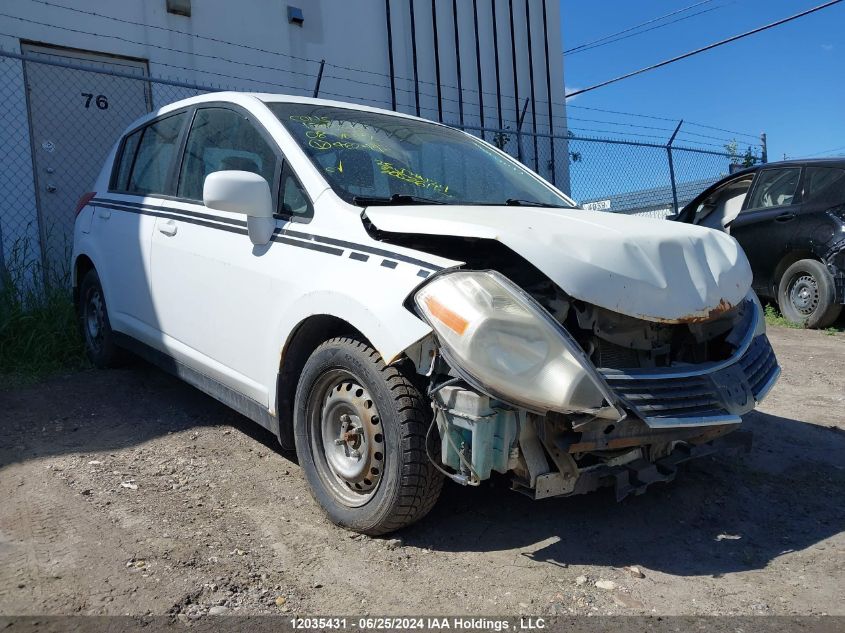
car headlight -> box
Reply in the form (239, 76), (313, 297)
(414, 270), (615, 413)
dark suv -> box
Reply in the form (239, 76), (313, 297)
(675, 158), (845, 328)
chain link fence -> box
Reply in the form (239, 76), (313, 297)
(0, 48), (759, 285)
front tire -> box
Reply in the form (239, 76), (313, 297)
(293, 337), (443, 535)
(78, 269), (124, 368)
(777, 259), (842, 328)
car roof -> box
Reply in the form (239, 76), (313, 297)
(124, 91), (448, 136)
(701, 157), (845, 184)
(738, 157), (845, 173)
(758, 157), (845, 169)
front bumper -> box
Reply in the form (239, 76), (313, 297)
(600, 333), (779, 428)
(572, 430), (753, 501)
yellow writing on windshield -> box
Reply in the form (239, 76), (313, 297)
(290, 115), (389, 153)
(375, 160), (449, 194)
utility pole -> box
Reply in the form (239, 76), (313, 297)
(760, 132), (768, 164)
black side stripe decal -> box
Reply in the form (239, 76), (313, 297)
(93, 197), (248, 228)
(278, 228), (441, 271)
(271, 230), (343, 256)
(91, 198), (442, 271)
(95, 202), (247, 235)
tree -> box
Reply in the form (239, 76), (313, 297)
(725, 138), (759, 167)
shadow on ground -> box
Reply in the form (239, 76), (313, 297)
(1, 361), (843, 580)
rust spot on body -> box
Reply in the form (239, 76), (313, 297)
(637, 298), (735, 325)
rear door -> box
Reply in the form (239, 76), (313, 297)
(730, 166), (803, 297)
(92, 111), (189, 340)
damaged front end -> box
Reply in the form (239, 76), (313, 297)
(409, 269), (779, 501)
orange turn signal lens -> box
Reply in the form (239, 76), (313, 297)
(424, 295), (469, 335)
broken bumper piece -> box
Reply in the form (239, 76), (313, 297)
(521, 430), (753, 502)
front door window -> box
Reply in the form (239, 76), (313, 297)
(747, 168), (801, 209)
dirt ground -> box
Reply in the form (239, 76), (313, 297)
(0, 326), (842, 617)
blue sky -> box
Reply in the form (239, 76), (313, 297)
(560, 0), (845, 161)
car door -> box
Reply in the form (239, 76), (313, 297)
(801, 165), (845, 255)
(149, 105), (312, 404)
(729, 166), (804, 298)
(91, 111), (188, 340)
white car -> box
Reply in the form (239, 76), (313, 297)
(72, 92), (780, 534)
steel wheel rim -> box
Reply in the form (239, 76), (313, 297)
(84, 286), (105, 352)
(308, 369), (385, 507)
(789, 273), (819, 316)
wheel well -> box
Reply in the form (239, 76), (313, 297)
(773, 251), (820, 296)
(73, 255), (95, 310)
(275, 315), (370, 448)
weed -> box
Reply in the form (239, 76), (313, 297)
(763, 304), (802, 329)
(763, 303), (843, 334)
(0, 234), (86, 387)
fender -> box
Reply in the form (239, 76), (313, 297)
(263, 287), (433, 414)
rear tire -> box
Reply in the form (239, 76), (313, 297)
(78, 269), (124, 368)
(777, 259), (842, 328)
(293, 337), (443, 535)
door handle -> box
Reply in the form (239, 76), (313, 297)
(97, 209), (111, 220)
(775, 212), (796, 222)
(158, 219), (178, 236)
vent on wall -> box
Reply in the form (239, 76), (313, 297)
(166, 0), (191, 17)
(287, 6), (304, 25)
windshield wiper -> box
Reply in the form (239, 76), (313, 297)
(352, 193), (446, 206)
(505, 198), (569, 208)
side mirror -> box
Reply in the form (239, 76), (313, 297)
(203, 170), (274, 245)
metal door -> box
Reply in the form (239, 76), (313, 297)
(22, 44), (151, 270)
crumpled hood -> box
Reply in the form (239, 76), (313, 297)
(365, 205), (753, 323)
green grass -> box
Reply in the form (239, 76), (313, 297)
(763, 303), (843, 335)
(0, 237), (87, 388)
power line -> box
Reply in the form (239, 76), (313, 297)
(566, 0), (844, 98)
(683, 120), (761, 140)
(803, 144), (845, 157)
(566, 2), (726, 56)
(565, 0), (718, 53)
(566, 103), (757, 139)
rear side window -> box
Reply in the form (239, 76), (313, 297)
(112, 129), (142, 191)
(747, 167), (801, 209)
(177, 108), (278, 201)
(126, 113), (187, 195)
(805, 166), (845, 207)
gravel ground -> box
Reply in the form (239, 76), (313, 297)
(0, 326), (842, 617)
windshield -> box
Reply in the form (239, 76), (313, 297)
(267, 102), (573, 208)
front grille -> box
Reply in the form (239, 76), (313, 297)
(738, 334), (779, 395)
(600, 333), (779, 427)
